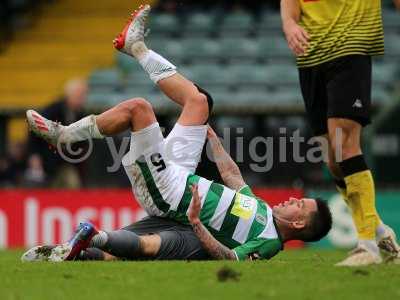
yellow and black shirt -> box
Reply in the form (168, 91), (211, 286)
(298, 0), (384, 67)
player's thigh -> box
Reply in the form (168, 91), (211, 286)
(164, 123), (207, 173)
(122, 216), (183, 235)
(123, 126), (189, 216)
(155, 229), (210, 260)
(326, 55), (372, 129)
(299, 65), (329, 136)
(177, 93), (209, 126)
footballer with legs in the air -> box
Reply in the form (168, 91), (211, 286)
(23, 4), (333, 262)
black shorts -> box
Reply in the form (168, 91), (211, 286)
(298, 55), (372, 136)
(122, 216), (210, 260)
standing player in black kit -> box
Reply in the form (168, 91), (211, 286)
(281, 0), (400, 266)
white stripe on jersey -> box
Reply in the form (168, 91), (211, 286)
(185, 177), (212, 215)
(208, 187), (236, 231)
(258, 206), (278, 240)
(232, 198), (258, 244)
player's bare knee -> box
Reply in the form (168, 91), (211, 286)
(139, 234), (161, 256)
(329, 130), (360, 161)
(121, 98), (153, 117)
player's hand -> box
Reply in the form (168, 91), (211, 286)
(188, 184), (201, 225)
(283, 19), (310, 56)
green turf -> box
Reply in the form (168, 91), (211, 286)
(1, 249), (399, 300)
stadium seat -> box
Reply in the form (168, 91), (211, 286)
(372, 87), (393, 104)
(257, 36), (293, 59)
(258, 12), (284, 32)
(89, 69), (122, 89)
(373, 63), (398, 87)
(86, 91), (122, 108)
(184, 12), (217, 37)
(227, 64), (269, 86)
(115, 52), (143, 75)
(264, 63), (299, 86)
(125, 71), (153, 89)
(385, 34), (400, 58)
(219, 12), (254, 36)
(148, 14), (181, 36)
(383, 9), (400, 31)
(180, 38), (222, 62)
(220, 38), (259, 62)
(268, 89), (302, 106)
(185, 63), (231, 86)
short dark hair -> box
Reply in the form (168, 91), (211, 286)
(297, 198), (333, 242)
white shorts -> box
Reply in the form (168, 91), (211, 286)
(122, 122), (207, 216)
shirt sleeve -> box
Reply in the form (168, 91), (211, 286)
(238, 185), (256, 198)
(233, 238), (282, 261)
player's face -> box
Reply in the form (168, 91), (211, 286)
(272, 197), (317, 227)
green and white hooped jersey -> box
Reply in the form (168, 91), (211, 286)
(133, 155), (284, 261)
(122, 122), (284, 261)
(169, 175), (283, 260)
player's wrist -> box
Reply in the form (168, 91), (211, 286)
(189, 218), (201, 226)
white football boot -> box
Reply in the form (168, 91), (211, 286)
(26, 109), (64, 147)
(335, 245), (382, 267)
(377, 225), (400, 264)
(113, 4), (151, 57)
(21, 245), (56, 262)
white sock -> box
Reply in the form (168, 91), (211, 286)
(89, 231), (108, 248)
(376, 223), (386, 240)
(359, 239), (380, 256)
(59, 115), (104, 144)
(132, 42), (177, 84)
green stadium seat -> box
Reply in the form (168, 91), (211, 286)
(186, 63), (231, 86)
(184, 13), (217, 36)
(268, 90), (302, 106)
(383, 9), (400, 31)
(219, 12), (254, 36)
(372, 87), (392, 104)
(115, 52), (143, 75)
(89, 69), (122, 89)
(258, 13), (284, 31)
(385, 34), (400, 57)
(373, 63), (398, 87)
(125, 71), (153, 88)
(86, 91), (124, 108)
(257, 36), (293, 59)
(148, 14), (180, 36)
(181, 38), (222, 61)
(227, 64), (269, 86)
(264, 63), (299, 86)
(220, 38), (259, 61)
(215, 116), (256, 132)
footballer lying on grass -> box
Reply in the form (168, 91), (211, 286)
(23, 4), (332, 262)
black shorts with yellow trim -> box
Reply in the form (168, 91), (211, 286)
(298, 55), (372, 136)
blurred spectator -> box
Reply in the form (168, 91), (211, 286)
(22, 154), (46, 187)
(0, 141), (27, 187)
(28, 78), (88, 189)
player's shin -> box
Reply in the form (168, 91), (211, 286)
(90, 230), (143, 260)
(339, 155), (380, 254)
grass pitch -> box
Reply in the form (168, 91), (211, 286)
(1, 249), (399, 300)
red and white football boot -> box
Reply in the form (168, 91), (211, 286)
(113, 4), (151, 57)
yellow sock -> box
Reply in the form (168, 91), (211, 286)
(335, 176), (382, 240)
(344, 170), (379, 240)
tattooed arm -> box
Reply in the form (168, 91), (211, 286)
(188, 185), (237, 260)
(207, 126), (246, 191)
